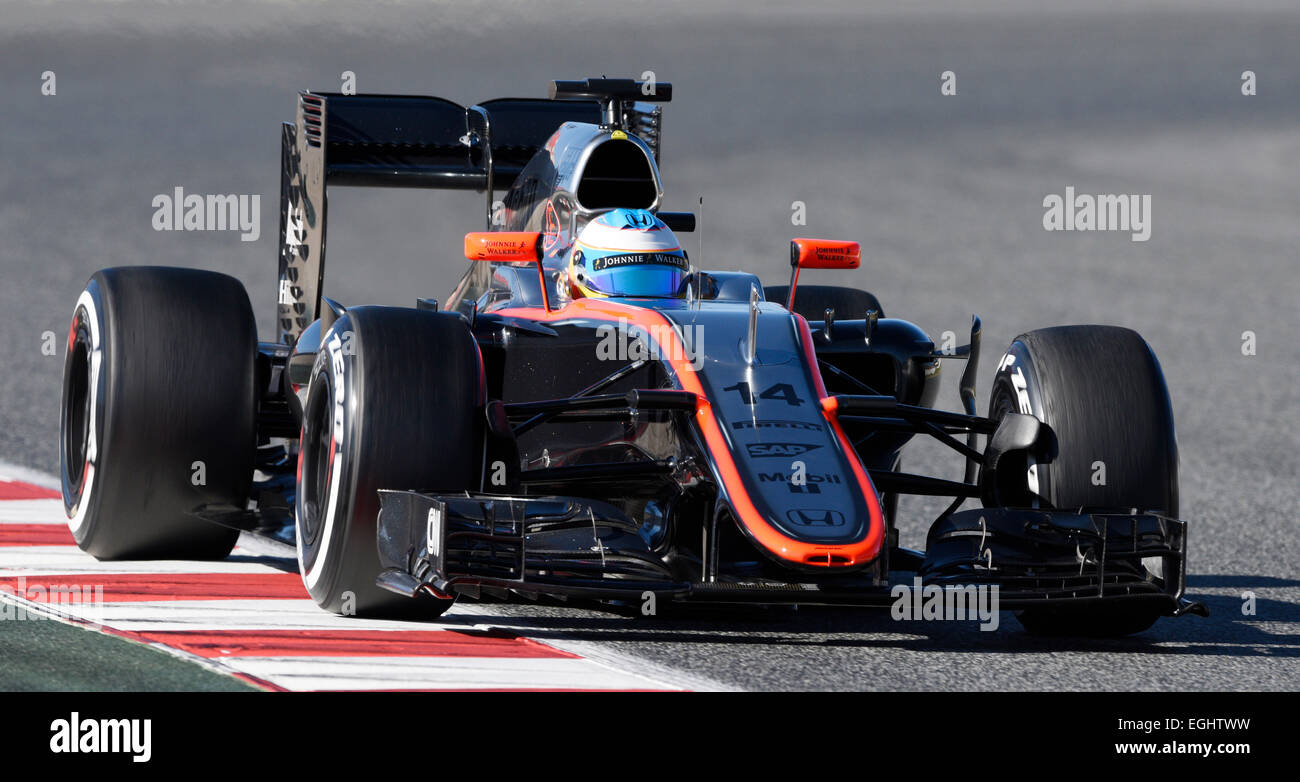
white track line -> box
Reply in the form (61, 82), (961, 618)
(0, 464), (724, 691)
(0, 546), (295, 577)
(218, 655), (666, 691)
(0, 461), (62, 491)
(0, 499), (66, 524)
(52, 598), (462, 632)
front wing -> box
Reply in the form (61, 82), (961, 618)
(375, 490), (1206, 617)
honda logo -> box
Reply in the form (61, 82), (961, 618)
(785, 509), (846, 527)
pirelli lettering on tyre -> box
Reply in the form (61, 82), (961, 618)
(998, 353), (1033, 415)
(998, 351), (1039, 497)
(327, 331), (346, 439)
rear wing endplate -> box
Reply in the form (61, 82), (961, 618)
(276, 90), (663, 344)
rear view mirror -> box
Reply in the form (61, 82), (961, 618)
(463, 231), (555, 311)
(784, 238), (862, 311)
(464, 232), (543, 262)
(790, 238), (860, 270)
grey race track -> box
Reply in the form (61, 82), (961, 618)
(1, 0), (1297, 691)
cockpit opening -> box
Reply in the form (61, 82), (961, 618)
(576, 140), (658, 210)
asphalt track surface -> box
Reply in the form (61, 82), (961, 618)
(1, 1), (1297, 691)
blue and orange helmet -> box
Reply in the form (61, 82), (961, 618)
(567, 209), (689, 299)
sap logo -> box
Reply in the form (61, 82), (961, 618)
(746, 442), (821, 458)
(785, 509), (846, 527)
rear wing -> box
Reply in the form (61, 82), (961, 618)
(276, 82), (666, 344)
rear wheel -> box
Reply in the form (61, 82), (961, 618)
(989, 325), (1178, 637)
(61, 267), (255, 560)
(296, 306), (483, 617)
(764, 284), (884, 321)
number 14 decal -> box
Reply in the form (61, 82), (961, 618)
(722, 381), (804, 407)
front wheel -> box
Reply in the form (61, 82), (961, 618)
(61, 267), (254, 560)
(988, 325), (1178, 637)
(295, 306), (483, 617)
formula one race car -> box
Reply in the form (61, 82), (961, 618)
(59, 77), (1206, 636)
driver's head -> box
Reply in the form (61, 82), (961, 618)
(567, 209), (689, 299)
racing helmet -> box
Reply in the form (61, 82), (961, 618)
(567, 209), (689, 299)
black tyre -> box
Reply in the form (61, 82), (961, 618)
(295, 306), (483, 617)
(764, 284), (884, 321)
(61, 267), (255, 560)
(988, 325), (1178, 637)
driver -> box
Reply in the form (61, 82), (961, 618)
(566, 208), (690, 299)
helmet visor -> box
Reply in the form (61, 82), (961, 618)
(580, 251), (688, 297)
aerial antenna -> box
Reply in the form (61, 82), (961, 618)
(697, 196), (703, 269)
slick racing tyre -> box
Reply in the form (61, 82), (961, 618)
(61, 267), (255, 560)
(765, 284), (884, 320)
(296, 307), (483, 617)
(989, 325), (1178, 637)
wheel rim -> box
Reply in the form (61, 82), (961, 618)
(298, 371), (333, 549)
(62, 328), (92, 497)
(989, 378), (1042, 509)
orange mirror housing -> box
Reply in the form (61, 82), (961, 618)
(464, 231), (542, 262)
(790, 238), (861, 270)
